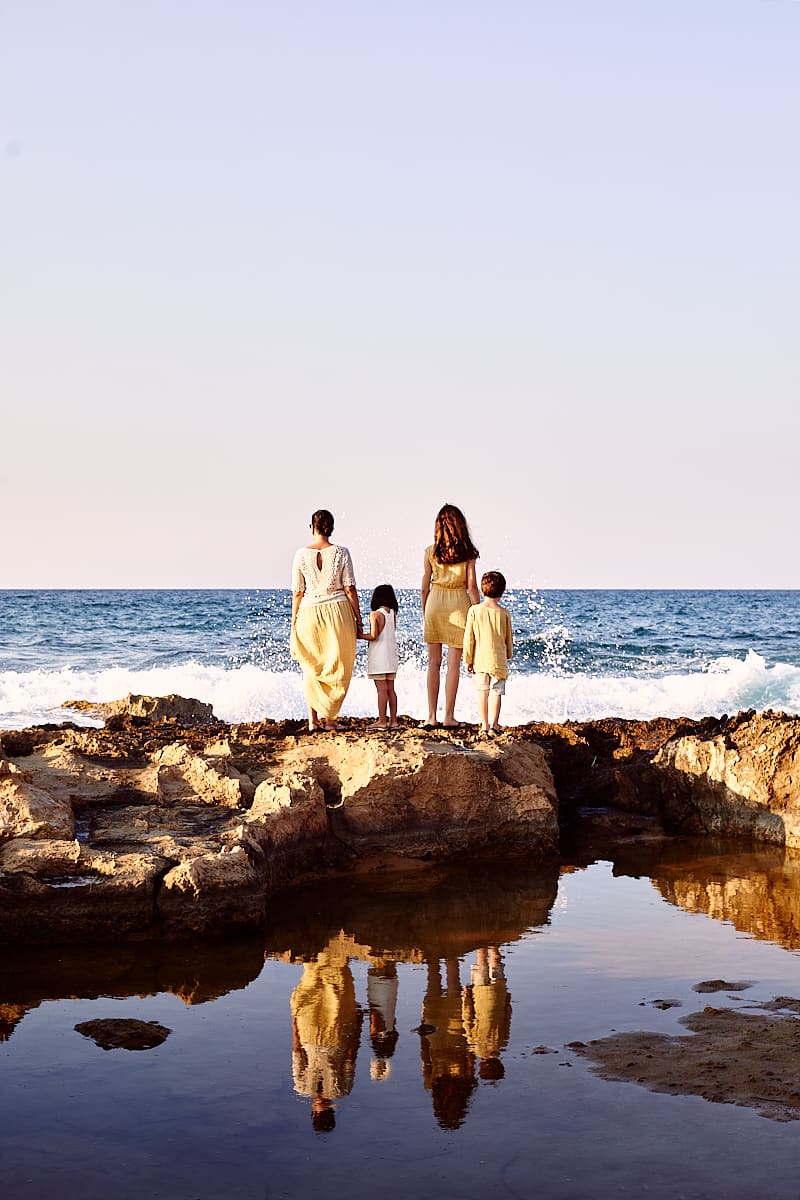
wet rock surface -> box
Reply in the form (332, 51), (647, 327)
(572, 998), (800, 1122)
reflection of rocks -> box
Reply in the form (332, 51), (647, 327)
(643, 841), (800, 952)
(75, 1017), (171, 1051)
(265, 859), (560, 965)
(573, 1001), (800, 1122)
(0, 935), (265, 1041)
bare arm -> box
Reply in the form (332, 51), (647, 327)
(463, 608), (475, 672)
(466, 559), (480, 607)
(291, 589), (304, 629)
(421, 551), (433, 613)
(361, 610), (386, 642)
(344, 584), (363, 635)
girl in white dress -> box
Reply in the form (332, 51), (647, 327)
(360, 584), (399, 730)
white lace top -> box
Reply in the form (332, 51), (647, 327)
(291, 544), (356, 607)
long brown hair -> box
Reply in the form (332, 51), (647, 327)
(432, 503), (479, 565)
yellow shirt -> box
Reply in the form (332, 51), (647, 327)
(462, 603), (513, 679)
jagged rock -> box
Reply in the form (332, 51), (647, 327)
(3, 697), (800, 945)
(114, 694), (215, 723)
(244, 773), (332, 885)
(73, 693), (216, 725)
(153, 742), (255, 807)
(0, 757), (75, 842)
(0, 848), (170, 943)
(653, 711), (800, 846)
(158, 846), (265, 936)
(330, 739), (558, 858)
(0, 837), (82, 874)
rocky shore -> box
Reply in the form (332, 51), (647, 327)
(1, 696), (799, 944)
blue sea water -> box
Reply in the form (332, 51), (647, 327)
(1, 589), (799, 729)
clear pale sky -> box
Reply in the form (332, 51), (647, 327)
(2, 1), (797, 589)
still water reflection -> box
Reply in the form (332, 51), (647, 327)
(5, 841), (800, 1199)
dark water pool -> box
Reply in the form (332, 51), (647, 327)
(3, 840), (800, 1199)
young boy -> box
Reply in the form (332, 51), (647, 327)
(463, 570), (513, 735)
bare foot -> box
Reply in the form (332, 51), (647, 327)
(367, 722), (389, 731)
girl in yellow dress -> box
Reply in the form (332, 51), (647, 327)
(420, 503), (480, 728)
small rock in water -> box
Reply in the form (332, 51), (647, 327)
(694, 980), (753, 993)
(75, 1018), (171, 1051)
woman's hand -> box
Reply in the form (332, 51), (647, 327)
(466, 559), (480, 607)
(344, 585), (363, 635)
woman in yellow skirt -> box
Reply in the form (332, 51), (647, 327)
(420, 503), (480, 728)
(290, 509), (363, 732)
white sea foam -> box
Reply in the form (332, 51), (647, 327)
(1, 650), (800, 730)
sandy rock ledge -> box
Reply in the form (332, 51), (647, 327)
(2, 699), (800, 944)
(0, 700), (557, 943)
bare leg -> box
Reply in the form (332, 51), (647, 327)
(489, 691), (502, 731)
(476, 689), (489, 732)
(442, 646), (462, 726)
(387, 680), (398, 726)
(369, 680), (389, 728)
(426, 643), (442, 724)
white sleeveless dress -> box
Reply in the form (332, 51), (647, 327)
(367, 607), (398, 677)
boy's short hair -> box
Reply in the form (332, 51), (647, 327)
(481, 570), (506, 598)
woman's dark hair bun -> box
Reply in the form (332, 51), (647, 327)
(311, 509), (335, 537)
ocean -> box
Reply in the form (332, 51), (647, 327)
(2, 588), (799, 730)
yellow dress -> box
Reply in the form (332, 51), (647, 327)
(290, 544), (358, 719)
(423, 546), (472, 648)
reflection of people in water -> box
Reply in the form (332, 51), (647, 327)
(290, 934), (364, 1132)
(367, 960), (399, 1080)
(418, 957), (477, 1129)
(462, 945), (511, 1082)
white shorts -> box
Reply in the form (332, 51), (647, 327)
(472, 672), (506, 695)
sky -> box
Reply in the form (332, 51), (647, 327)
(2, 0), (798, 589)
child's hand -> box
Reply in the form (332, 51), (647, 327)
(466, 664), (474, 674)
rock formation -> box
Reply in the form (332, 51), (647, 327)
(653, 709), (800, 846)
(2, 696), (800, 945)
(0, 697), (557, 943)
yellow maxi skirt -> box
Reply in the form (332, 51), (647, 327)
(290, 598), (357, 720)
